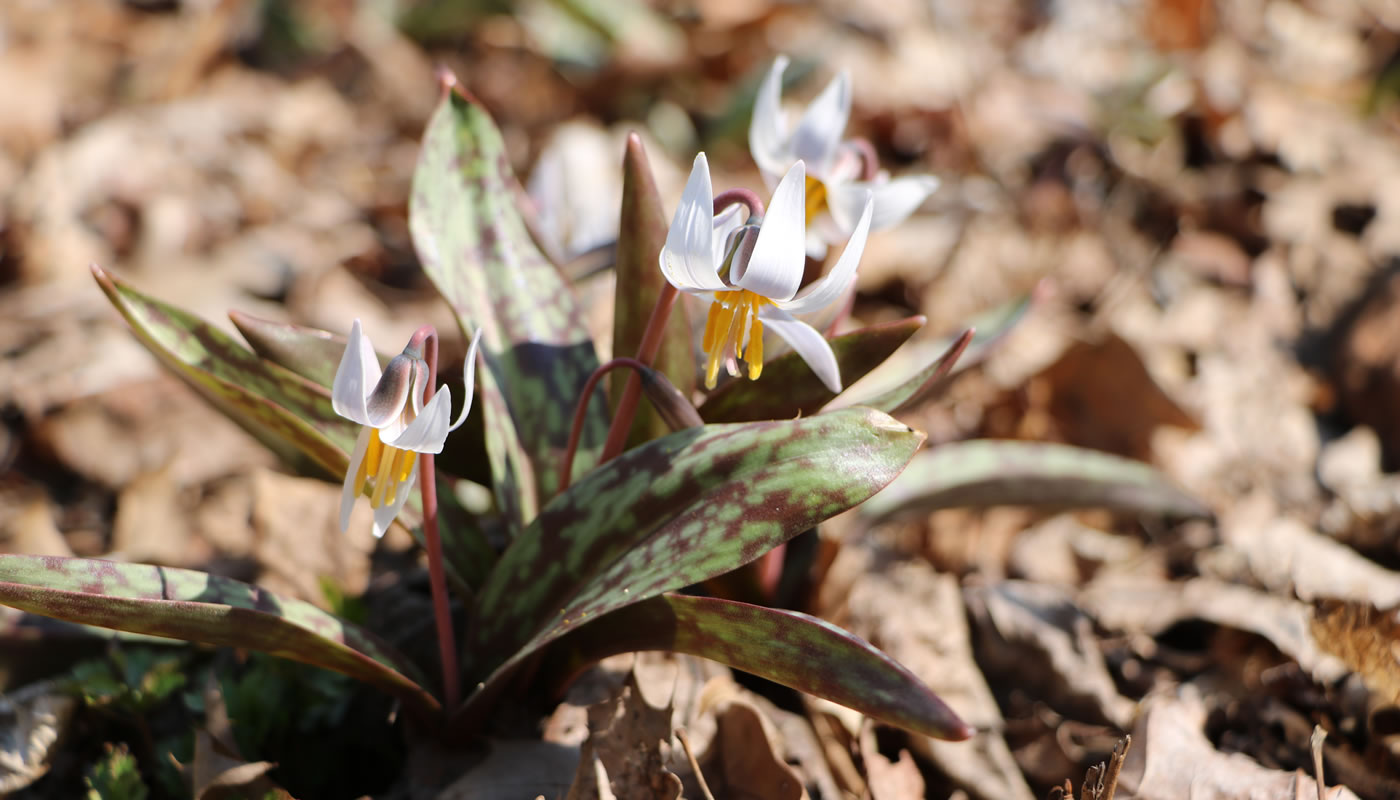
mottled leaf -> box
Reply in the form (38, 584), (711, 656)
(0, 555), (439, 718)
(548, 593), (971, 740)
(463, 408), (923, 705)
(410, 75), (606, 528)
(861, 439), (1210, 521)
(837, 328), (973, 414)
(611, 133), (696, 444)
(94, 265), (355, 478)
(839, 289), (1039, 414)
(228, 310), (369, 389)
(700, 317), (925, 423)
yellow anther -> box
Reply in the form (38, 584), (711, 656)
(398, 449), (417, 482)
(370, 444), (397, 508)
(701, 289), (775, 389)
(747, 318), (764, 379)
(353, 429), (383, 497)
(703, 301), (723, 353)
(805, 175), (828, 225)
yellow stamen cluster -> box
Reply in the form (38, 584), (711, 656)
(351, 428), (418, 509)
(805, 175), (828, 225)
(702, 289), (773, 389)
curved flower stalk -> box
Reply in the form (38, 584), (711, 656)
(333, 319), (483, 538)
(660, 152), (873, 394)
(749, 54), (940, 257)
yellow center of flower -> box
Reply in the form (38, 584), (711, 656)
(351, 428), (417, 509)
(805, 175), (828, 225)
(701, 289), (773, 389)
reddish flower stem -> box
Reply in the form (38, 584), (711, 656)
(598, 191), (765, 465)
(599, 286), (679, 463)
(409, 325), (461, 712)
(712, 188), (765, 219)
(561, 357), (653, 492)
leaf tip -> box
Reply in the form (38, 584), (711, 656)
(436, 66), (460, 97)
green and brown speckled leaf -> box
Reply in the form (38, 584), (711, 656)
(465, 407), (923, 688)
(410, 76), (606, 529)
(228, 310), (368, 389)
(699, 317), (925, 423)
(547, 593), (971, 740)
(611, 133), (696, 445)
(94, 265), (355, 478)
(0, 555), (439, 718)
(861, 439), (1210, 521)
(835, 328), (973, 415)
(844, 289), (1040, 414)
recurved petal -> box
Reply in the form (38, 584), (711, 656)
(830, 174), (939, 233)
(749, 55), (793, 181)
(447, 327), (484, 433)
(758, 306), (843, 393)
(660, 153), (728, 293)
(789, 70), (851, 175)
(779, 193), (872, 316)
(339, 427), (372, 533)
(371, 461), (419, 539)
(331, 319), (383, 425)
(735, 161), (806, 302)
(384, 387), (452, 454)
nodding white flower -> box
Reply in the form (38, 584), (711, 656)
(660, 152), (873, 394)
(749, 55), (939, 257)
(332, 320), (483, 538)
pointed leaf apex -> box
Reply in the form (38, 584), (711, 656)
(436, 66), (459, 97)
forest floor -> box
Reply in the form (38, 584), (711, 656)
(5, 0), (1400, 798)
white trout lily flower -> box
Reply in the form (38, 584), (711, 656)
(749, 55), (939, 257)
(661, 152), (873, 394)
(332, 320), (483, 538)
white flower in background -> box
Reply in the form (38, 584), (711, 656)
(749, 54), (940, 257)
(660, 152), (873, 394)
(332, 320), (483, 538)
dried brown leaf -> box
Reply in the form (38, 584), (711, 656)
(1117, 687), (1358, 800)
(565, 672), (682, 800)
(0, 679), (75, 794)
(836, 550), (1034, 800)
(966, 581), (1136, 728)
(859, 722), (925, 800)
(696, 701), (806, 800)
(1080, 576), (1349, 684)
(1310, 599), (1400, 705)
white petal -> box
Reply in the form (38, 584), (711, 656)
(383, 388), (452, 453)
(660, 153), (727, 293)
(371, 461), (419, 539)
(830, 174), (939, 233)
(789, 71), (851, 175)
(331, 319), (383, 426)
(758, 306), (843, 393)
(734, 161), (806, 302)
(447, 328), (484, 433)
(339, 427), (372, 533)
(779, 193), (872, 315)
(749, 55), (792, 182)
